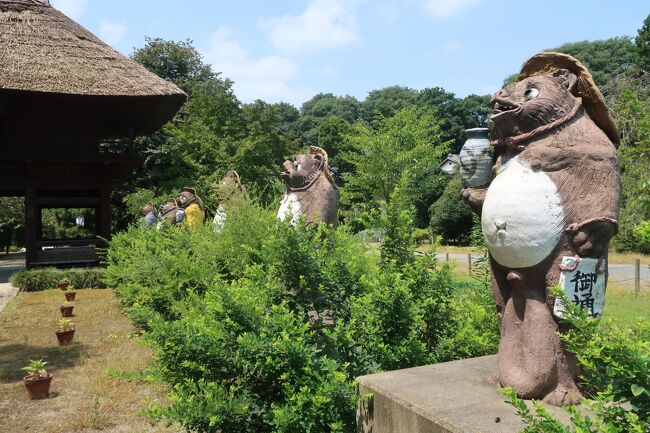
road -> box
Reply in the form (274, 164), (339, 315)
(435, 253), (650, 290)
(0, 252), (24, 311)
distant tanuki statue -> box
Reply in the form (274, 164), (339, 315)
(213, 170), (248, 232)
(278, 146), (339, 226)
(178, 188), (205, 227)
(140, 202), (157, 227)
(159, 198), (185, 227)
(462, 52), (620, 405)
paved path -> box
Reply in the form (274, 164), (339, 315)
(436, 253), (650, 290)
(0, 252), (24, 311)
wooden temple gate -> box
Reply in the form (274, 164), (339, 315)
(0, 0), (186, 268)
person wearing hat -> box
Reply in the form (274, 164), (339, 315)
(178, 187), (205, 227)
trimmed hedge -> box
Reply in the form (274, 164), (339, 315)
(106, 198), (499, 432)
(10, 267), (106, 291)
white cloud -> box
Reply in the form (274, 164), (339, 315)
(261, 0), (361, 54)
(421, 0), (485, 19)
(442, 40), (463, 54)
(50, 0), (88, 20)
(98, 20), (128, 47)
(202, 27), (314, 105)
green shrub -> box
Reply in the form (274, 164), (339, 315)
(10, 267), (106, 291)
(107, 199), (499, 432)
(429, 173), (474, 245)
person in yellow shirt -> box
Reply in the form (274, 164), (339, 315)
(178, 187), (205, 227)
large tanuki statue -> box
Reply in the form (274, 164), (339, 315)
(278, 146), (339, 226)
(462, 52), (620, 405)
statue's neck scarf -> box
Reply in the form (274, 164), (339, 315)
(286, 169), (322, 193)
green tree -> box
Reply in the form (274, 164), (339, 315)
(502, 37), (637, 88)
(0, 197), (24, 253)
(297, 93), (360, 146)
(360, 86), (419, 127)
(380, 175), (416, 267)
(119, 38), (299, 222)
(418, 88), (490, 152)
(429, 173), (474, 245)
(316, 115), (355, 184)
(343, 108), (448, 204)
(131, 37), (217, 95)
(634, 13), (650, 72)
(550, 37), (635, 86)
(607, 73), (650, 252)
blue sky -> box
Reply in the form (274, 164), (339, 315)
(51, 0), (648, 107)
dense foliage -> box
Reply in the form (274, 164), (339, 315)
(0, 197), (24, 254)
(118, 38), (489, 239)
(503, 293), (649, 433)
(606, 71), (650, 253)
(106, 199), (498, 432)
(429, 173), (474, 244)
(10, 267), (106, 291)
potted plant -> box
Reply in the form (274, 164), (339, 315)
(64, 286), (76, 302)
(60, 300), (74, 317)
(55, 319), (75, 345)
(22, 359), (52, 399)
(57, 278), (70, 291)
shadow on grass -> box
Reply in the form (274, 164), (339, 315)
(0, 342), (89, 382)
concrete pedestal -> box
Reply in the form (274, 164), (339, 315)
(356, 355), (572, 433)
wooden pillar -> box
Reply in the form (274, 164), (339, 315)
(24, 186), (37, 268)
(98, 181), (112, 245)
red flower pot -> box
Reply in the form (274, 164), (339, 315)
(55, 329), (75, 346)
(58, 282), (69, 291)
(60, 305), (74, 317)
(23, 374), (53, 399)
(64, 292), (76, 302)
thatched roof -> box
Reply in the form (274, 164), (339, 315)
(0, 0), (185, 100)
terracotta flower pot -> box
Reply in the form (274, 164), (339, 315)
(60, 305), (74, 317)
(64, 292), (76, 302)
(55, 329), (75, 346)
(23, 374), (53, 399)
(58, 282), (69, 291)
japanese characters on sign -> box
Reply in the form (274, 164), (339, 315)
(554, 256), (606, 318)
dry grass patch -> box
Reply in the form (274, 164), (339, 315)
(0, 289), (179, 433)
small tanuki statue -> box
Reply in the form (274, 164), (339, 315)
(278, 146), (339, 226)
(158, 198), (185, 227)
(140, 202), (158, 227)
(178, 187), (205, 227)
(213, 170), (248, 232)
(462, 52), (620, 405)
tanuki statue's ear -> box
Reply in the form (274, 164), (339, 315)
(552, 69), (577, 93)
(312, 153), (323, 171)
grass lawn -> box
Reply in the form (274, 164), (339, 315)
(448, 267), (649, 329)
(603, 286), (650, 327)
(0, 289), (178, 433)
(422, 244), (650, 265)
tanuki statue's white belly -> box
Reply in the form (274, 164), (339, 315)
(481, 156), (565, 269)
(277, 193), (302, 225)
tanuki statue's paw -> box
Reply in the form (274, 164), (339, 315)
(542, 383), (582, 406)
(461, 187), (487, 215)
